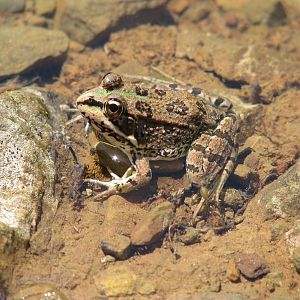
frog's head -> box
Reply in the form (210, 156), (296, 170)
(76, 73), (140, 148)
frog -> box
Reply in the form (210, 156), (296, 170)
(76, 72), (240, 217)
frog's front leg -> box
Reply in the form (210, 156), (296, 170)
(186, 113), (239, 217)
(88, 158), (152, 201)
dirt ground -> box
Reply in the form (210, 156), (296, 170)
(1, 1), (300, 299)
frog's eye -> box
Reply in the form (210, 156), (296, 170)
(104, 98), (124, 118)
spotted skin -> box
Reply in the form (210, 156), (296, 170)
(167, 83), (233, 111)
(76, 73), (240, 217)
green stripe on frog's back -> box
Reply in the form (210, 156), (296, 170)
(92, 89), (148, 100)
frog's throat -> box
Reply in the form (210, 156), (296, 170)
(94, 117), (138, 148)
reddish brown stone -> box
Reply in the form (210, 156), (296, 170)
(236, 253), (270, 280)
(131, 202), (174, 246)
(226, 259), (240, 282)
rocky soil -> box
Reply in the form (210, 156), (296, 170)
(0, 0), (300, 299)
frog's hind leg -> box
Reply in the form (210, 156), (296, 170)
(186, 113), (239, 219)
(192, 144), (238, 218)
(212, 145), (238, 203)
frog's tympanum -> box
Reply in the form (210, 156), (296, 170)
(76, 73), (240, 217)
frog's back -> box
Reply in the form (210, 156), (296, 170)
(121, 83), (207, 127)
(119, 84), (216, 159)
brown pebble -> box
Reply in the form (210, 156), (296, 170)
(226, 259), (240, 282)
(100, 234), (131, 260)
(131, 202), (174, 246)
(236, 253), (270, 280)
(225, 12), (238, 28)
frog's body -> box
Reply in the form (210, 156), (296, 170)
(76, 73), (240, 215)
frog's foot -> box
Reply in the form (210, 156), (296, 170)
(85, 158), (152, 201)
(84, 177), (131, 201)
(85, 178), (123, 188)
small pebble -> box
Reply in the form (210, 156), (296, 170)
(234, 215), (245, 225)
(178, 227), (200, 245)
(223, 188), (245, 210)
(225, 12), (239, 28)
(226, 259), (240, 282)
(100, 255), (116, 264)
(85, 188), (93, 196)
(100, 234), (131, 260)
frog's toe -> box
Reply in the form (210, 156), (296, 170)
(84, 178), (121, 189)
(82, 178), (122, 201)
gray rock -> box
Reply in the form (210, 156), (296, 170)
(0, 90), (57, 240)
(0, 26), (69, 80)
(178, 227), (200, 245)
(236, 253), (270, 280)
(60, 0), (167, 45)
(100, 234), (131, 260)
(223, 188), (245, 210)
(0, 0), (25, 13)
(131, 202), (175, 246)
(257, 160), (300, 218)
